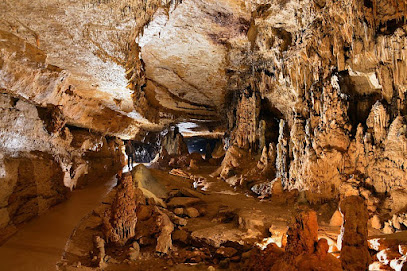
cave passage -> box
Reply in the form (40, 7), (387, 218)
(0, 173), (118, 270)
(1, 0), (407, 270)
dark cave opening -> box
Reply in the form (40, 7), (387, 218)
(184, 136), (220, 156)
(337, 71), (383, 134)
(259, 98), (284, 145)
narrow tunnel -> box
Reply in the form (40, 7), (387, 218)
(0, 0), (407, 270)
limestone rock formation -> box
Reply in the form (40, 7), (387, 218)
(103, 173), (138, 245)
(0, 92), (123, 240)
(155, 208), (174, 255)
(339, 196), (371, 271)
(1, 0), (407, 269)
(131, 164), (168, 206)
(248, 210), (342, 271)
(285, 210), (319, 257)
(161, 127), (189, 156)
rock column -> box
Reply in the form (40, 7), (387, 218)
(339, 196), (371, 271)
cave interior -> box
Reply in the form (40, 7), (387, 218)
(0, 0), (407, 270)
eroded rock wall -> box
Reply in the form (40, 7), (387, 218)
(221, 0), (407, 205)
(0, 93), (124, 241)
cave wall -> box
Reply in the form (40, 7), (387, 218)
(0, 93), (124, 242)
(0, 29), (147, 139)
(0, 0), (406, 229)
(226, 0), (407, 203)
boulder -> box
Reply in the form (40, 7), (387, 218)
(131, 164), (168, 199)
(329, 210), (343, 227)
(369, 215), (382, 230)
(185, 207), (200, 218)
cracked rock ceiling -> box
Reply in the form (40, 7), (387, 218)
(0, 0), (259, 138)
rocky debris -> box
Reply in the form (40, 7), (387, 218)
(103, 173), (138, 245)
(251, 178), (289, 200)
(172, 229), (189, 244)
(368, 237), (400, 252)
(386, 190), (407, 215)
(212, 206), (238, 224)
(185, 207), (200, 218)
(215, 246), (238, 259)
(174, 208), (184, 216)
(270, 178), (284, 195)
(211, 145), (247, 180)
(246, 210), (341, 271)
(169, 168), (207, 186)
(154, 141), (202, 169)
(380, 213), (407, 233)
(157, 207), (188, 227)
(169, 168), (192, 179)
(339, 196), (371, 271)
(368, 235), (407, 270)
(369, 215), (382, 230)
(251, 182), (271, 197)
(245, 243), (285, 271)
(238, 209), (267, 237)
(190, 224), (248, 248)
(172, 247), (212, 264)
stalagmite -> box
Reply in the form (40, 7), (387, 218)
(276, 119), (288, 187)
(103, 173), (138, 245)
(339, 196), (371, 271)
(366, 101), (390, 144)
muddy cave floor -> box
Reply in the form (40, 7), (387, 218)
(0, 164), (391, 271)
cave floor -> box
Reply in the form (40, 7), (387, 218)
(0, 165), (389, 271)
(57, 165), (349, 270)
(0, 172), (118, 271)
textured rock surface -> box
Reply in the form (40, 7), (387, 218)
(103, 173), (138, 245)
(0, 92), (123, 240)
(339, 196), (371, 271)
(248, 210), (342, 271)
(285, 210), (319, 257)
(0, 0), (407, 269)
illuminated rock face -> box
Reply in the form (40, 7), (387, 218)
(0, 0), (406, 251)
(0, 92), (124, 240)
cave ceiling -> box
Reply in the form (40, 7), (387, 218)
(0, 0), (261, 138)
(1, 0), (406, 138)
